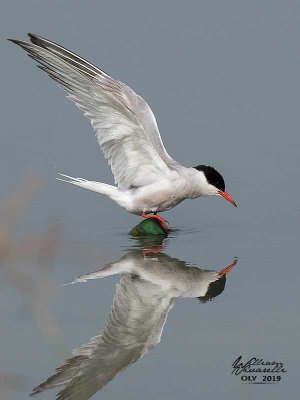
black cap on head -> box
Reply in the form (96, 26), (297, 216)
(197, 275), (226, 303)
(194, 165), (225, 192)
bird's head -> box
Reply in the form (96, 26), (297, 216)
(197, 274), (227, 303)
(193, 165), (237, 207)
(198, 258), (238, 303)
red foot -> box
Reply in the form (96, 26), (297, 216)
(142, 245), (163, 256)
(218, 259), (238, 277)
(141, 212), (169, 231)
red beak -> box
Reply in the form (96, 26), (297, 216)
(218, 191), (237, 207)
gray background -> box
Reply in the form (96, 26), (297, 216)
(0, 1), (299, 399)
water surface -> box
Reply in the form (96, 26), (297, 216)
(1, 1), (300, 398)
(1, 213), (298, 399)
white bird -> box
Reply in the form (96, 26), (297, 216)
(9, 33), (237, 229)
(30, 249), (237, 399)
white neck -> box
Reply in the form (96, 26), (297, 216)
(185, 168), (217, 198)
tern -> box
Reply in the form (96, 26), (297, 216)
(31, 249), (237, 399)
(9, 33), (237, 229)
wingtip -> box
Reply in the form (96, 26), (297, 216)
(7, 38), (31, 49)
(8, 33), (42, 48)
(28, 32), (37, 42)
(29, 388), (39, 396)
(7, 34), (37, 45)
(7, 38), (19, 44)
(28, 32), (49, 48)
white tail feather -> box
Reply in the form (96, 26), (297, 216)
(57, 173), (118, 196)
(56, 174), (133, 212)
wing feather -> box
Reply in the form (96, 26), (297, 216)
(9, 34), (177, 189)
(31, 274), (173, 399)
(27, 33), (178, 168)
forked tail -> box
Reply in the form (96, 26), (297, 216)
(57, 174), (119, 198)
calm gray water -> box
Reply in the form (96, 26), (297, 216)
(1, 1), (300, 399)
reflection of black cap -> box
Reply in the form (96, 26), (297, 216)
(197, 275), (226, 303)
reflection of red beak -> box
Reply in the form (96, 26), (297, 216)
(218, 258), (238, 277)
(218, 191), (237, 207)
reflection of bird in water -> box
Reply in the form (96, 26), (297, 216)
(10, 33), (237, 231)
(31, 250), (237, 399)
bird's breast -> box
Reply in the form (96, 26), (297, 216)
(130, 176), (195, 213)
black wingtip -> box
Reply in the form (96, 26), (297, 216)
(7, 38), (19, 44)
(27, 33), (49, 49)
(7, 38), (29, 49)
(29, 383), (44, 397)
(28, 32), (37, 41)
(8, 34), (44, 49)
(28, 32), (39, 44)
(7, 38), (31, 50)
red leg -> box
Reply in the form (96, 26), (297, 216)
(141, 212), (169, 231)
(142, 244), (164, 256)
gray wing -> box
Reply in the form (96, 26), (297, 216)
(31, 274), (174, 400)
(9, 33), (178, 189)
